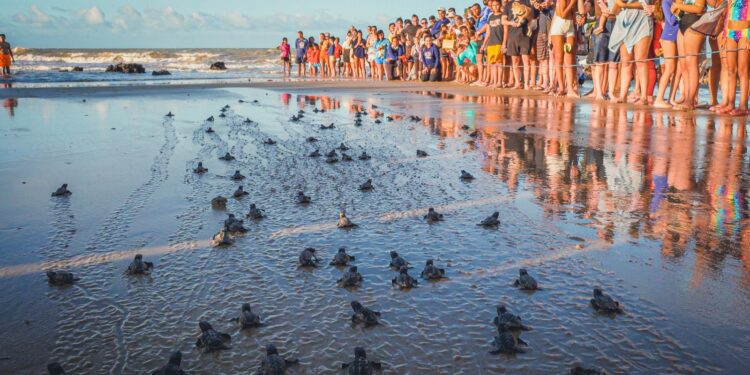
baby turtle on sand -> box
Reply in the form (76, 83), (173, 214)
(358, 151), (372, 160)
(151, 351), (185, 375)
(290, 115), (301, 122)
(590, 288), (623, 313)
(350, 301), (381, 326)
(47, 362), (68, 375)
(409, 115), (422, 122)
(224, 214), (247, 233)
(392, 266), (418, 289)
(263, 138), (276, 145)
(230, 170), (245, 181)
(211, 196), (227, 209)
(338, 211), (357, 228)
(243, 118), (254, 124)
(51, 184), (72, 197)
(325, 149), (338, 158)
(489, 331), (527, 355)
(212, 225), (234, 247)
(460, 170), (475, 181)
(205, 127), (215, 133)
(219, 152), (235, 161)
(424, 207), (444, 223)
(354, 120), (363, 127)
(306, 136), (318, 142)
(330, 247), (355, 266)
(416, 150), (428, 158)
(320, 123), (335, 130)
(341, 153), (353, 161)
(468, 130), (479, 138)
(570, 366), (607, 375)
(235, 303), (261, 329)
(233, 185), (249, 198)
(193, 162), (208, 174)
(166, 111), (175, 117)
(479, 212), (500, 227)
(338, 266), (363, 287)
(296, 191), (311, 204)
(386, 116), (394, 122)
(206, 116), (214, 122)
(46, 270), (78, 286)
(326, 155), (339, 164)
(246, 204), (264, 220)
(359, 179), (373, 191)
(126, 254), (154, 275)
(420, 259), (446, 280)
(337, 143), (350, 151)
(195, 321), (231, 353)
(219, 113), (227, 119)
(299, 247), (320, 267)
(513, 269), (538, 290)
(389, 251), (409, 269)
(309, 149), (321, 158)
(256, 344), (299, 375)
(341, 347), (382, 375)
(493, 304), (531, 332)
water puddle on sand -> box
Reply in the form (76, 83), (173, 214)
(0, 88), (748, 374)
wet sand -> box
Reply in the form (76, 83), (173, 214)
(0, 84), (749, 374)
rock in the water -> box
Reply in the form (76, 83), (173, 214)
(152, 70), (171, 76)
(46, 270), (78, 286)
(210, 62), (227, 70)
(211, 196), (228, 209)
(72, 67), (84, 72)
(106, 63), (146, 73)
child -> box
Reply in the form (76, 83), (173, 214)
(483, 0), (505, 88)
(307, 42), (320, 77)
(332, 38), (343, 77)
(0, 34), (14, 78)
(278, 37), (291, 77)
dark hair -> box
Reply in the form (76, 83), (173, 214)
(396, 17), (403, 22)
(389, 23), (395, 27)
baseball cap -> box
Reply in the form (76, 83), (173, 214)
(438, 7), (446, 12)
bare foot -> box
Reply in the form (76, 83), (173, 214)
(609, 96), (624, 104)
(567, 92), (580, 99)
(653, 100), (673, 109)
(730, 108), (749, 116)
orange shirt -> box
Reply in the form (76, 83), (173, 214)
(333, 45), (343, 58)
(307, 48), (320, 64)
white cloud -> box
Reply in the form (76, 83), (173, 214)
(14, 5), (52, 26)
(78, 6), (105, 26)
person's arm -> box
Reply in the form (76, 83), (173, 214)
(562, 0), (578, 17)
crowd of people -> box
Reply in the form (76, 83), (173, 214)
(280, 0), (750, 115)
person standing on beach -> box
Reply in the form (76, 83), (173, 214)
(550, 0), (580, 96)
(503, 0), (535, 89)
(295, 31), (309, 77)
(375, 30), (389, 80)
(0, 34), (14, 78)
(421, 35), (442, 81)
(278, 37), (291, 77)
(472, 1), (492, 86)
(483, 0), (505, 88)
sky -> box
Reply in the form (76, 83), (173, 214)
(0, 0), (466, 49)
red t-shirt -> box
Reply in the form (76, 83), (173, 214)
(333, 45), (343, 58)
(307, 48), (320, 64)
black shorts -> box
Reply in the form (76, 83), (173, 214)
(282, 56), (290, 62)
(343, 49), (351, 63)
(679, 13), (700, 33)
(295, 57), (305, 65)
(507, 35), (531, 56)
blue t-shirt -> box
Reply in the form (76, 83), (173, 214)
(476, 6), (492, 34)
(421, 44), (441, 68)
(431, 18), (450, 37)
(386, 44), (404, 60)
(295, 38), (309, 58)
(375, 39), (389, 63)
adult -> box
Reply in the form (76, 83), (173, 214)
(654, 0), (680, 107)
(432, 8), (452, 37)
(503, 0), (535, 89)
(294, 31), (309, 77)
(609, 0), (654, 104)
(421, 35), (442, 81)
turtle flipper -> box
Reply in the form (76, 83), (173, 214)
(341, 362), (351, 369)
(492, 317), (499, 327)
(517, 337), (528, 346)
(145, 262), (154, 270)
(513, 279), (520, 287)
(195, 338), (203, 348)
(220, 333), (232, 342)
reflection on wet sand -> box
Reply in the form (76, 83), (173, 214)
(401, 91), (750, 290)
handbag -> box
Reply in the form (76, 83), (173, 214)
(690, 5), (728, 37)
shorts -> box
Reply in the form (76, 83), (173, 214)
(486, 44), (503, 65)
(507, 35), (531, 56)
(343, 49), (351, 63)
(593, 31), (611, 63)
(375, 57), (385, 65)
(0, 54), (11, 68)
(679, 13), (700, 34)
(354, 47), (366, 59)
(281, 56), (290, 62)
(550, 16), (575, 38)
(295, 56), (305, 64)
(536, 33), (549, 60)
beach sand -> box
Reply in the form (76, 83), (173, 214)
(0, 83), (748, 374)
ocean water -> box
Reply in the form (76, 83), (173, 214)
(8, 48), (282, 86)
(0, 88), (748, 374)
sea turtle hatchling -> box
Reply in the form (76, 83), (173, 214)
(230, 170), (245, 181)
(263, 138), (276, 145)
(493, 304), (532, 332)
(358, 151), (371, 160)
(350, 301), (381, 326)
(341, 153), (353, 161)
(224, 214), (247, 233)
(298, 247), (320, 267)
(420, 259), (446, 280)
(46, 270), (78, 286)
(51, 184), (72, 197)
(193, 162), (208, 174)
(194, 321), (231, 353)
(590, 288), (623, 313)
(341, 347), (382, 375)
(219, 152), (235, 161)
(206, 116), (214, 122)
(211, 196), (228, 209)
(233, 185), (249, 198)
(126, 254), (154, 275)
(296, 191), (311, 204)
(234, 303), (261, 329)
(391, 266), (418, 289)
(424, 207), (444, 223)
(309, 149), (321, 158)
(478, 212), (500, 227)
(416, 150), (428, 158)
(388, 251), (409, 269)
(246, 204), (264, 220)
(489, 331), (527, 355)
(460, 170), (475, 181)
(330, 247), (355, 266)
(151, 351), (186, 375)
(359, 179), (373, 191)
(337, 211), (357, 228)
(513, 269), (538, 291)
(205, 127), (215, 133)
(337, 266), (363, 287)
(212, 225), (234, 247)
(256, 344), (299, 375)
(337, 143), (350, 151)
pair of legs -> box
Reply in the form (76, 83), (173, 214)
(676, 29), (705, 110)
(421, 67), (440, 82)
(717, 37), (749, 115)
(510, 54), (531, 89)
(613, 36), (651, 105)
(551, 34), (577, 96)
(654, 40), (678, 108)
(297, 60), (306, 77)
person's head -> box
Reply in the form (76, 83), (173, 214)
(282, 37), (288, 43)
(471, 3), (482, 16)
(320, 33), (326, 41)
(308, 36), (315, 43)
(392, 36), (401, 45)
(491, 0), (502, 13)
(424, 35), (433, 47)
(389, 23), (396, 33)
(357, 30), (363, 38)
(455, 16), (464, 25)
(336, 37), (341, 44)
(326, 32), (331, 38)
(377, 30), (385, 39)
(412, 14), (419, 24)
(297, 31), (304, 38)
(429, 15), (436, 24)
(421, 18), (428, 27)
(437, 7), (447, 19)
(396, 18), (403, 27)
